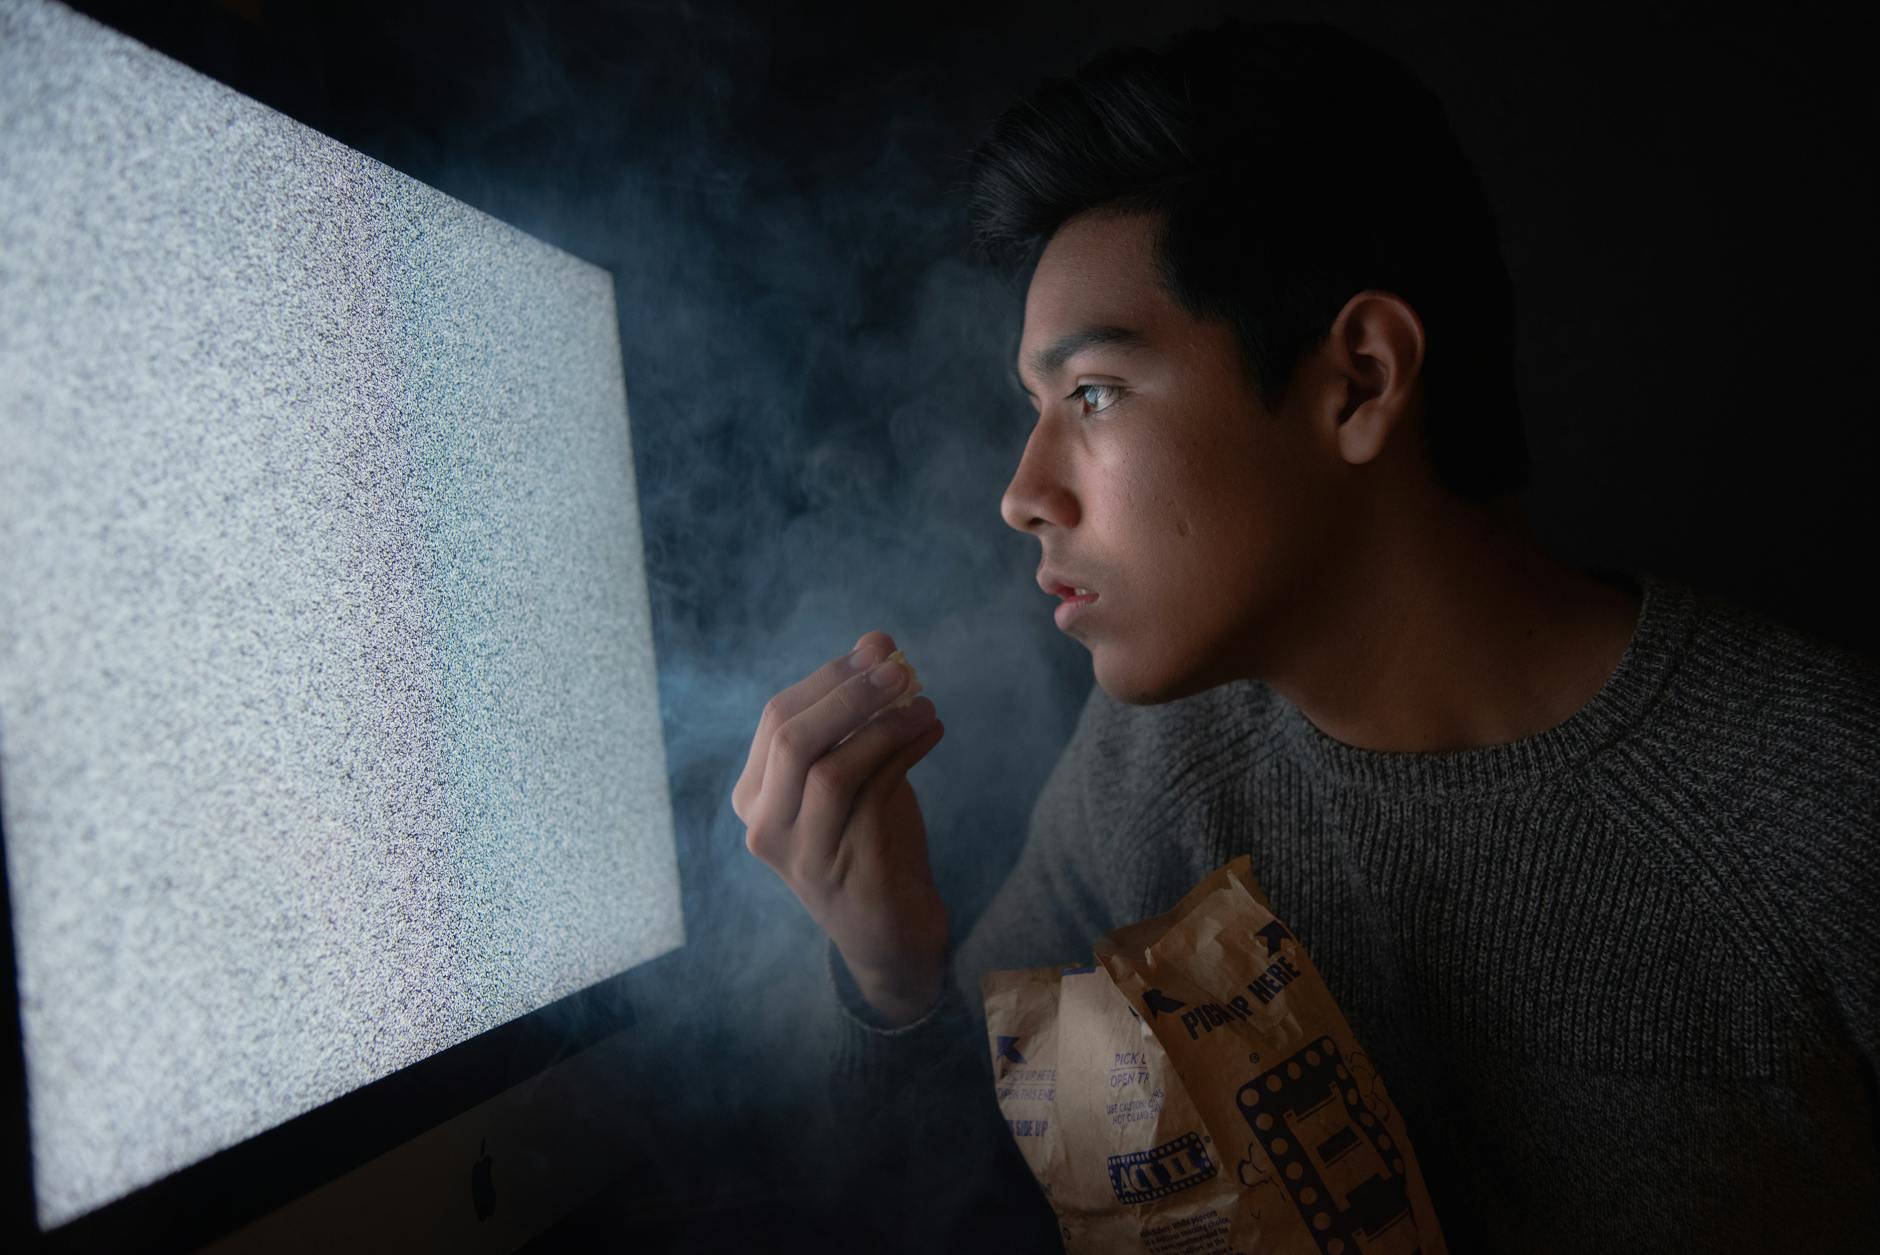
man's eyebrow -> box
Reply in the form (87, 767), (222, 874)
(1017, 324), (1148, 395)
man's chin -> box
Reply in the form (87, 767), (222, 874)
(1091, 649), (1214, 708)
(1090, 653), (1188, 710)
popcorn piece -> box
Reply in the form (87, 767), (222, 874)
(883, 649), (923, 710)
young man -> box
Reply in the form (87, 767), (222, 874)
(733, 20), (1878, 1251)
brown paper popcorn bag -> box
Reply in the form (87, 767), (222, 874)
(983, 961), (1250, 1253)
(1097, 855), (1445, 1254)
(985, 855), (1444, 1254)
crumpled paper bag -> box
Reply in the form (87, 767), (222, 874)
(984, 855), (1444, 1254)
(983, 960), (1247, 1253)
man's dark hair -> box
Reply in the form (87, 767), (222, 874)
(968, 20), (1530, 505)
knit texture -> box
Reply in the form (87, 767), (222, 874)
(818, 571), (1880, 1251)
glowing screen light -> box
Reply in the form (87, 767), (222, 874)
(0, 0), (683, 1227)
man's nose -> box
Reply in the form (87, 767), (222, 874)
(999, 422), (1076, 535)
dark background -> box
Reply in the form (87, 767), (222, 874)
(24, 0), (1880, 1248)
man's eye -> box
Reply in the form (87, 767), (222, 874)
(1068, 383), (1121, 416)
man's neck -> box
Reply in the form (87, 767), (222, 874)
(1268, 494), (1644, 755)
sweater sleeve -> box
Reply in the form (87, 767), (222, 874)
(824, 680), (1138, 1103)
(811, 683), (1146, 1251)
(1763, 649), (1880, 1075)
(1659, 615), (1880, 1091)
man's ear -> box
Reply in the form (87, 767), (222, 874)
(1321, 289), (1426, 468)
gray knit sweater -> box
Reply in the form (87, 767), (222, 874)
(820, 571), (1880, 1251)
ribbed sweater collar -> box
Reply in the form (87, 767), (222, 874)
(1270, 570), (1699, 797)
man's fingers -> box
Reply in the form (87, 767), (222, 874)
(750, 655), (916, 839)
(856, 709), (944, 811)
(792, 698), (939, 870)
(731, 630), (895, 821)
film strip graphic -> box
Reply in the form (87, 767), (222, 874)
(1106, 1131), (1218, 1205)
(1235, 1037), (1419, 1255)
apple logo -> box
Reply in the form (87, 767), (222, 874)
(470, 1138), (496, 1222)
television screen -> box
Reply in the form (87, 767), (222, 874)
(0, 0), (683, 1231)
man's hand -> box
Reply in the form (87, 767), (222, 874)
(732, 630), (949, 1026)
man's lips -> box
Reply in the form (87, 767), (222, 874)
(1036, 568), (1097, 599)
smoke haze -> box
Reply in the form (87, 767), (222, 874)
(27, 0), (1880, 1242)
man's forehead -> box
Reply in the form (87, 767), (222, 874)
(1025, 214), (1161, 312)
(1017, 214), (1169, 371)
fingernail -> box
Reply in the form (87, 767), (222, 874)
(867, 659), (906, 690)
(849, 644), (881, 671)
